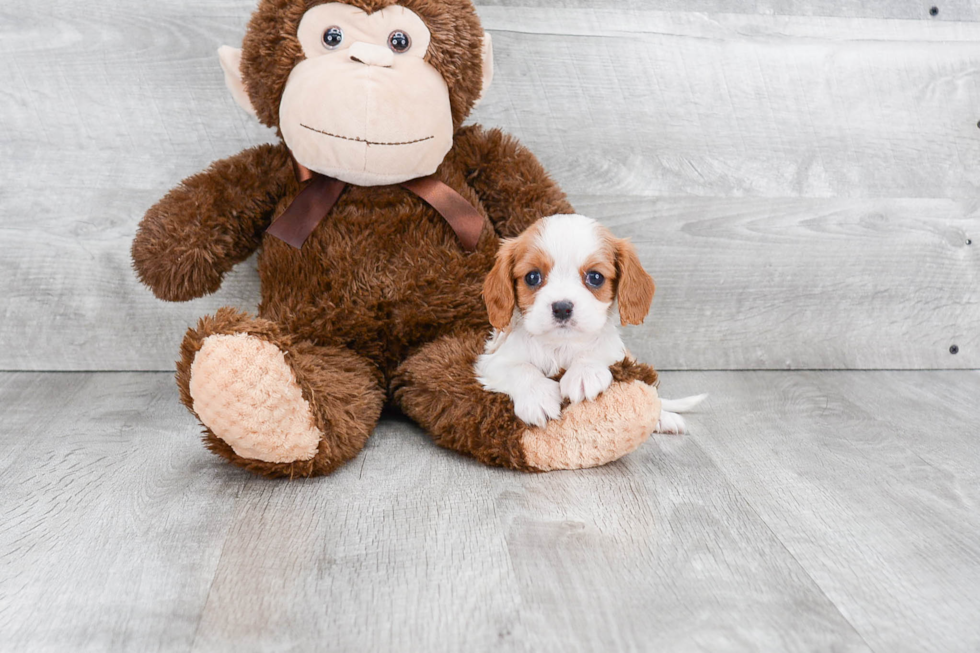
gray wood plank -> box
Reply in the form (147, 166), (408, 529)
(192, 417), (869, 652)
(2, 196), (976, 371)
(594, 196), (980, 371)
(482, 433), (871, 653)
(477, 1), (980, 22)
(5, 5), (978, 199)
(191, 417), (532, 652)
(476, 8), (980, 198)
(0, 372), (245, 652)
(4, 370), (979, 651)
(2, 3), (979, 371)
(664, 369), (980, 653)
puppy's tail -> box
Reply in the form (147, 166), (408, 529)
(659, 394), (708, 413)
(654, 394), (707, 435)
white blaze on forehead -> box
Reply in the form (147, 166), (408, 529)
(535, 214), (602, 278)
(520, 213), (612, 335)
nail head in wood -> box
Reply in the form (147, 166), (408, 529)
(949, 345), (959, 355)
(929, 6), (939, 16)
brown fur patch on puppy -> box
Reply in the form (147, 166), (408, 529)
(580, 250), (618, 304)
(482, 220), (553, 329)
(510, 228), (553, 313)
(613, 238), (656, 326)
(482, 239), (518, 330)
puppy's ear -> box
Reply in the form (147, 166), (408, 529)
(615, 238), (655, 326)
(483, 240), (517, 330)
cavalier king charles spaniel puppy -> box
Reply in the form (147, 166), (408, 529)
(476, 214), (704, 431)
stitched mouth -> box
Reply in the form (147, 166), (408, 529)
(300, 124), (434, 146)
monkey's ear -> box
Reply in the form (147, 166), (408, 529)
(473, 33), (494, 108)
(218, 46), (258, 118)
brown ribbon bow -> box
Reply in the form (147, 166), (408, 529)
(266, 161), (485, 251)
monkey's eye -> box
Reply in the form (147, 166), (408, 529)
(322, 26), (344, 49)
(524, 271), (542, 288)
(388, 30), (411, 53)
(585, 271), (605, 288)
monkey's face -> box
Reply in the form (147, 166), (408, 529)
(279, 3), (452, 185)
(222, 0), (493, 187)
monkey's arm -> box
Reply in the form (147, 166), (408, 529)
(454, 125), (574, 239)
(132, 143), (293, 302)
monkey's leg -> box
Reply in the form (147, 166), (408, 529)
(177, 308), (384, 479)
(391, 331), (662, 471)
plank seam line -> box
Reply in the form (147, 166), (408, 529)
(687, 436), (880, 653)
(188, 479), (248, 651)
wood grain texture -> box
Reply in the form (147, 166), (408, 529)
(1, 2), (979, 371)
(4, 370), (980, 651)
(2, 196), (975, 371)
(192, 419), (872, 653)
(663, 369), (980, 653)
(0, 373), (245, 652)
(477, 8), (980, 198)
(594, 196), (980, 370)
(477, 0), (980, 22)
(0, 371), (874, 653)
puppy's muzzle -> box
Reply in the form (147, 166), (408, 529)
(552, 301), (574, 323)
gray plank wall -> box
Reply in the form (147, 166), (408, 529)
(1, 1), (978, 371)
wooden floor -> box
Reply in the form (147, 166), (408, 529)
(1, 370), (978, 652)
(2, 0), (979, 650)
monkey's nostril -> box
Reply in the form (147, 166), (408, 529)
(552, 301), (574, 322)
(348, 43), (395, 68)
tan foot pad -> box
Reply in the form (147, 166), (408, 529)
(189, 333), (322, 463)
(521, 381), (661, 471)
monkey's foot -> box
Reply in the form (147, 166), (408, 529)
(189, 333), (322, 463)
(177, 308), (384, 479)
(520, 380), (661, 471)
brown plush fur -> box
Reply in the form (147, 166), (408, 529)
(134, 0), (658, 477)
(133, 143), (294, 302)
(241, 0), (486, 131)
(177, 307), (385, 478)
(391, 332), (659, 471)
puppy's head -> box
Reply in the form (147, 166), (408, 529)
(483, 214), (655, 336)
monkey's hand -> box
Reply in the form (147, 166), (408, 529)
(132, 143), (292, 302)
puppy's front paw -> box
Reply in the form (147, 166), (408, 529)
(513, 378), (563, 428)
(560, 364), (614, 404)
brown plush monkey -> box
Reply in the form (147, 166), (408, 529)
(132, 0), (662, 478)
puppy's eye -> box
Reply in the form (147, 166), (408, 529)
(585, 271), (605, 288)
(388, 30), (411, 53)
(524, 271), (542, 288)
(323, 26), (344, 49)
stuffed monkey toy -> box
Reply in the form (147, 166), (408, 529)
(132, 0), (662, 478)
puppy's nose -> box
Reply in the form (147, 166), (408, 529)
(552, 301), (574, 322)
